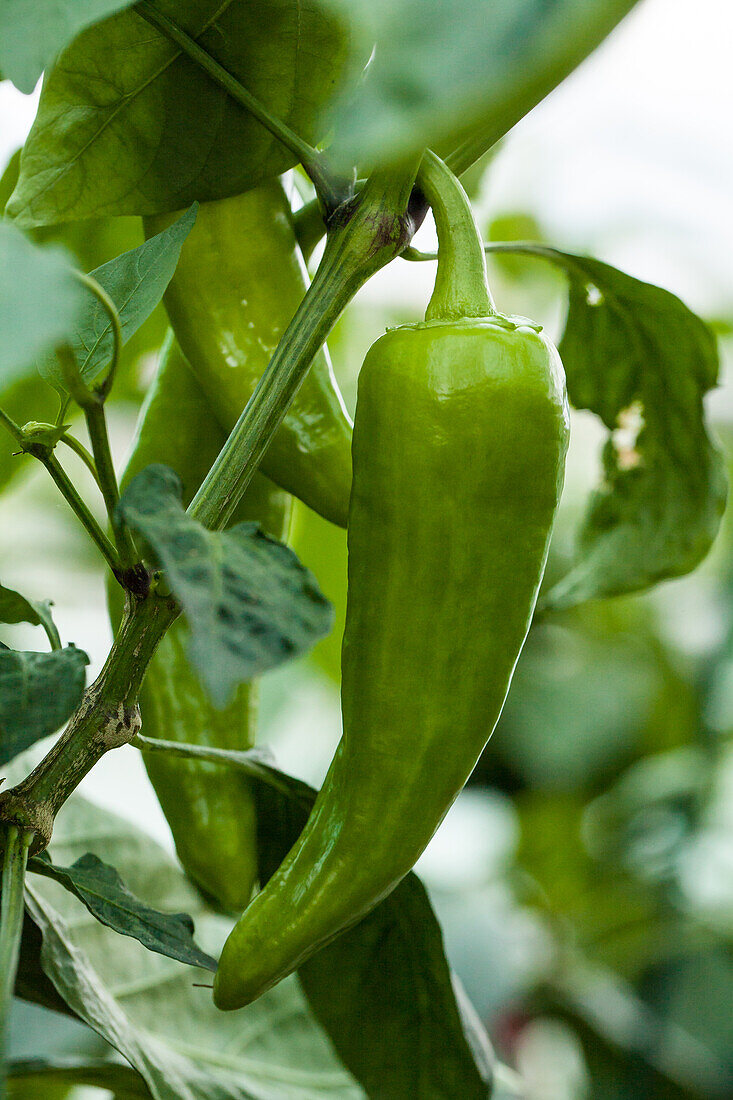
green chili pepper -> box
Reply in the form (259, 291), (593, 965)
(144, 181), (352, 528)
(109, 333), (291, 911)
(213, 152), (570, 1008)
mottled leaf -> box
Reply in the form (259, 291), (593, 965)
(7, 0), (355, 225)
(0, 645), (88, 765)
(40, 205), (197, 391)
(0, 222), (85, 386)
(29, 852), (217, 971)
(118, 465), (333, 707)
(0, 1), (135, 93)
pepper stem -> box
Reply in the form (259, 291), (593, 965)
(417, 151), (495, 322)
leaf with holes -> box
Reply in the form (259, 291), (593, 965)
(117, 464), (333, 708)
(502, 246), (727, 607)
(7, 0), (357, 225)
(29, 852), (217, 971)
(40, 206), (196, 392)
(0, 645), (88, 765)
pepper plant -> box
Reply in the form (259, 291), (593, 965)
(0, 2), (728, 1098)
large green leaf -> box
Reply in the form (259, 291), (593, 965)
(15, 784), (363, 1100)
(0, 1), (135, 93)
(118, 465), (333, 708)
(0, 646), (88, 765)
(0, 223), (86, 387)
(40, 206), (197, 392)
(7, 0), (355, 226)
(29, 852), (217, 971)
(321, 0), (639, 171)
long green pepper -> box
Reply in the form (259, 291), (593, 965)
(144, 180), (353, 529)
(214, 152), (570, 1008)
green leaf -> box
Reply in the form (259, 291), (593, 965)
(0, 581), (45, 628)
(0, 1), (136, 93)
(521, 248), (728, 607)
(29, 852), (217, 972)
(118, 465), (333, 708)
(252, 767), (494, 1098)
(40, 206), (197, 391)
(322, 0), (639, 171)
(7, 0), (355, 226)
(0, 579), (60, 650)
(0, 646), (88, 765)
(3, 769), (364, 1100)
(0, 222), (85, 387)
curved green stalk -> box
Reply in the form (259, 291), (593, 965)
(416, 151), (494, 322)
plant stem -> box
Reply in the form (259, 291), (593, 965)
(416, 151), (494, 322)
(36, 451), (120, 573)
(36, 608), (62, 653)
(84, 401), (139, 571)
(0, 826), (31, 1099)
(0, 404), (120, 570)
(55, 342), (138, 572)
(190, 163), (421, 530)
(135, 1), (348, 212)
(0, 595), (176, 851)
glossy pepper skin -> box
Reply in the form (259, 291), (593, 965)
(109, 334), (291, 911)
(144, 183), (352, 528)
(213, 152), (570, 1009)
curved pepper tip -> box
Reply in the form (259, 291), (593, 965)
(212, 962), (270, 1012)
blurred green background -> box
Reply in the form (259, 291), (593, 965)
(2, 0), (733, 1094)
